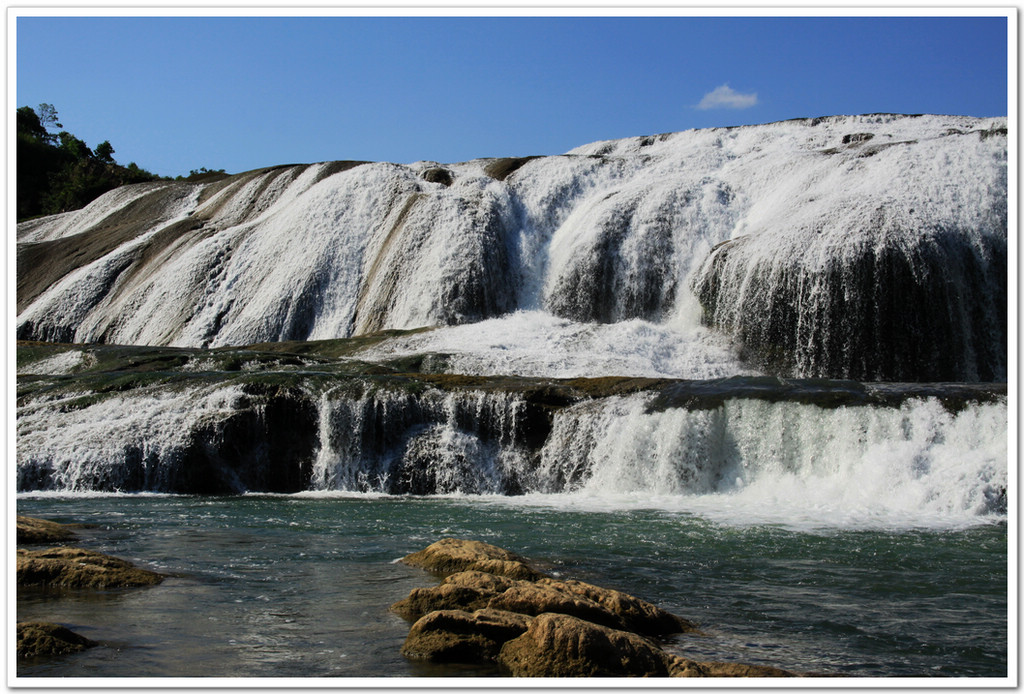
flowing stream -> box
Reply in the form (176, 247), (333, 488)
(16, 494), (1008, 679)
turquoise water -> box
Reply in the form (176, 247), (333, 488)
(16, 493), (1007, 680)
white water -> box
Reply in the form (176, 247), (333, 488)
(16, 115), (1006, 382)
(359, 310), (757, 378)
(16, 371), (1007, 530)
(17, 385), (250, 492)
(532, 393), (1007, 530)
(14, 114), (1009, 529)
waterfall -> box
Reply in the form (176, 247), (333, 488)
(16, 362), (1007, 528)
(14, 114), (1009, 529)
(16, 114), (1007, 383)
(310, 387), (534, 495)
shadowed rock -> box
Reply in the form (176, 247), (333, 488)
(17, 516), (78, 545)
(401, 608), (532, 663)
(421, 167), (454, 187)
(391, 580), (496, 621)
(17, 622), (97, 658)
(17, 547), (164, 589)
(666, 655), (797, 677)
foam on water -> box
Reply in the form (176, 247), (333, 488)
(525, 393), (1007, 530)
(16, 372), (1007, 530)
(359, 309), (757, 378)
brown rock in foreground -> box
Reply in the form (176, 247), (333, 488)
(399, 538), (545, 580)
(394, 538), (802, 677)
(392, 567), (695, 637)
(498, 612), (672, 677)
(401, 608), (533, 663)
(667, 655), (797, 678)
(17, 516), (78, 545)
(17, 547), (164, 589)
(17, 621), (96, 658)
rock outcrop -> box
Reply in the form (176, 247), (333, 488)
(393, 538), (798, 677)
(398, 537), (544, 580)
(17, 516), (78, 545)
(400, 608), (532, 663)
(17, 547), (164, 589)
(497, 612), (673, 677)
(17, 621), (96, 658)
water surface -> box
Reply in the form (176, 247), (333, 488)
(16, 493), (1007, 680)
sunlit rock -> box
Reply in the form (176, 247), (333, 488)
(17, 547), (164, 589)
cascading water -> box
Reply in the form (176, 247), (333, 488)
(15, 348), (1008, 529)
(536, 391), (1006, 528)
(16, 114), (1007, 383)
(13, 114), (1010, 682)
(14, 113), (1009, 530)
(309, 387), (533, 495)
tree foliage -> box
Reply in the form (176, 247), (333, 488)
(16, 104), (163, 221)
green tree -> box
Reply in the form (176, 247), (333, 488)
(37, 103), (62, 133)
(15, 103), (163, 220)
(94, 140), (115, 163)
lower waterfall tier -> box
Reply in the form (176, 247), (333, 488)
(17, 342), (1006, 529)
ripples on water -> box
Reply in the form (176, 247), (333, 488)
(15, 494), (1007, 681)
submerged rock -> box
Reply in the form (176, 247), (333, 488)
(17, 547), (164, 589)
(17, 621), (97, 658)
(17, 516), (78, 545)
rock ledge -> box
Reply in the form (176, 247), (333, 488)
(18, 547), (164, 589)
(393, 538), (800, 677)
(17, 621), (96, 658)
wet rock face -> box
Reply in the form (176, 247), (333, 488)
(692, 226), (1007, 382)
(392, 538), (796, 677)
(17, 622), (96, 658)
(17, 547), (164, 589)
(420, 168), (454, 187)
(173, 385), (318, 494)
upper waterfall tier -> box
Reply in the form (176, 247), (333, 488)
(17, 114), (1007, 381)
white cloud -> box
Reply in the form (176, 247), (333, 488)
(697, 84), (758, 110)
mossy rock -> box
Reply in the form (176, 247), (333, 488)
(399, 538), (546, 580)
(17, 516), (78, 545)
(17, 622), (96, 658)
(18, 547), (164, 589)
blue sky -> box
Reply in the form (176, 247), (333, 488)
(15, 14), (1010, 178)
